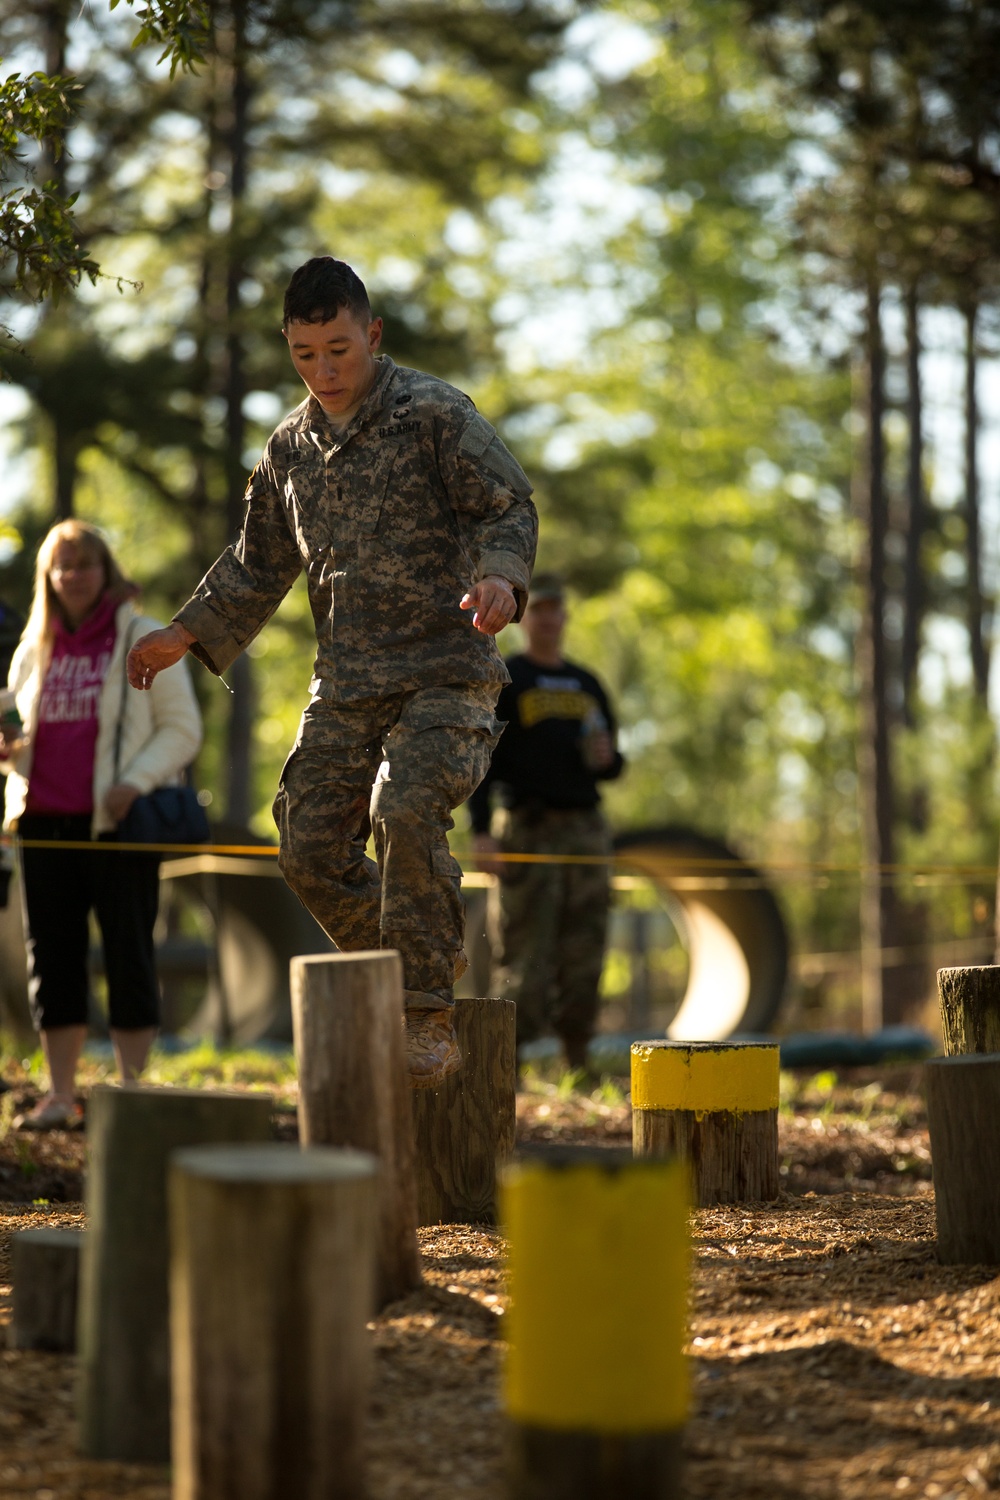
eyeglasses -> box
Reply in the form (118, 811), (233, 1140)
(50, 562), (103, 578)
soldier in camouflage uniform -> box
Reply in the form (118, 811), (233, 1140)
(127, 256), (536, 1087)
(470, 575), (624, 1070)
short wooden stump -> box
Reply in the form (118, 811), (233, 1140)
(631, 1040), (780, 1206)
(412, 995), (516, 1226)
(937, 965), (1000, 1055)
(502, 1149), (688, 1499)
(925, 1054), (1000, 1264)
(10, 1228), (83, 1351)
(170, 1143), (378, 1500)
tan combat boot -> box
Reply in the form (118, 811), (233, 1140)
(405, 1009), (462, 1088)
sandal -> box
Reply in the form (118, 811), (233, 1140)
(13, 1097), (84, 1132)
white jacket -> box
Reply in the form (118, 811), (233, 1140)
(3, 603), (203, 837)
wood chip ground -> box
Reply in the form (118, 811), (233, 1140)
(0, 1066), (996, 1497)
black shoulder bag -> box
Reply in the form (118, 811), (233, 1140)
(113, 621), (210, 847)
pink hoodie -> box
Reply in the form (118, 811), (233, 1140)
(26, 594), (119, 816)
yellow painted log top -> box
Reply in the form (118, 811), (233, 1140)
(502, 1158), (689, 1433)
(631, 1041), (779, 1114)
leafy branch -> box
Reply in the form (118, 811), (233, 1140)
(1, 3), (207, 303)
(111, 0), (210, 76)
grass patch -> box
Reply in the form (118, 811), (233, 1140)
(1, 1035), (298, 1110)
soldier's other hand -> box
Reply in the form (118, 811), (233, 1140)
(127, 622), (196, 690)
(471, 832), (504, 878)
(460, 576), (517, 636)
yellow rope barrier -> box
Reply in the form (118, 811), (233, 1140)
(1, 834), (997, 881)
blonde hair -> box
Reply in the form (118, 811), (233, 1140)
(23, 521), (135, 651)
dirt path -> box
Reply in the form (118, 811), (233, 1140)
(1, 1191), (997, 1498)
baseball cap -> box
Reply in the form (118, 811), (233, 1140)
(527, 572), (565, 605)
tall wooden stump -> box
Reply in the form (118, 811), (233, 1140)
(937, 966), (1000, 1055)
(412, 995), (516, 1225)
(632, 1040), (779, 1206)
(925, 1054), (1000, 1264)
(10, 1228), (84, 1351)
(170, 1143), (377, 1500)
(291, 950), (420, 1306)
(78, 1085), (273, 1462)
(503, 1149), (688, 1499)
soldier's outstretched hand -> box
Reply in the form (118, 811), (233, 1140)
(127, 622), (196, 691)
(460, 575), (517, 636)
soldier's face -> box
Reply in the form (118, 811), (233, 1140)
(284, 309), (384, 415)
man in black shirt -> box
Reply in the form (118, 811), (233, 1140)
(469, 574), (624, 1067)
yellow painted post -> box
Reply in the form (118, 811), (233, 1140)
(503, 1149), (688, 1499)
(632, 1040), (780, 1206)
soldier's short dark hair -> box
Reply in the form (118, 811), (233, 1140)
(282, 257), (372, 329)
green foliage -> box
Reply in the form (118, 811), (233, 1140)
(112, 0), (210, 75)
(0, 0), (212, 302)
(143, 1041), (296, 1096)
(0, 70), (98, 301)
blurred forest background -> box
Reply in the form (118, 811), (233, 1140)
(3, 0), (1000, 1032)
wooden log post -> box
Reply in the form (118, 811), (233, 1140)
(170, 1143), (377, 1500)
(412, 995), (516, 1226)
(924, 1054), (1000, 1264)
(10, 1228), (84, 1351)
(632, 1040), (780, 1206)
(503, 1149), (689, 1499)
(291, 950), (420, 1306)
(937, 966), (1000, 1055)
(78, 1084), (273, 1462)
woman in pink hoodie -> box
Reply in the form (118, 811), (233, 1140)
(1, 522), (202, 1129)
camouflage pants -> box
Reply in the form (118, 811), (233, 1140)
(490, 807), (612, 1047)
(273, 684), (501, 1011)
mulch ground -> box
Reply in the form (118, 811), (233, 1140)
(0, 1066), (997, 1498)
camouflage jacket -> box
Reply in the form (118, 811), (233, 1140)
(174, 356), (537, 703)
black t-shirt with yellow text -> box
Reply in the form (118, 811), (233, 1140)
(468, 653), (624, 833)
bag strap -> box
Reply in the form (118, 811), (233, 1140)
(113, 617), (141, 783)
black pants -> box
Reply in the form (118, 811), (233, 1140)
(18, 813), (161, 1032)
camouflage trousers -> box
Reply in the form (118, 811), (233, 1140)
(489, 806), (612, 1047)
(273, 684), (501, 1011)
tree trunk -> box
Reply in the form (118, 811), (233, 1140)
(52, 418), (78, 521)
(631, 1041), (779, 1206)
(901, 284), (924, 728)
(170, 1143), (377, 1500)
(412, 996), (516, 1225)
(220, 0), (254, 828)
(504, 1150), (688, 1499)
(963, 302), (990, 702)
(41, 1), (78, 522)
(924, 1056), (1000, 1264)
(291, 951), (421, 1307)
(855, 277), (902, 1028)
(937, 965), (1000, 1055)
(78, 1085), (273, 1462)
(10, 1228), (83, 1351)
(40, 0), (70, 191)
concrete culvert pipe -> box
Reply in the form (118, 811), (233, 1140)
(613, 826), (788, 1040)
